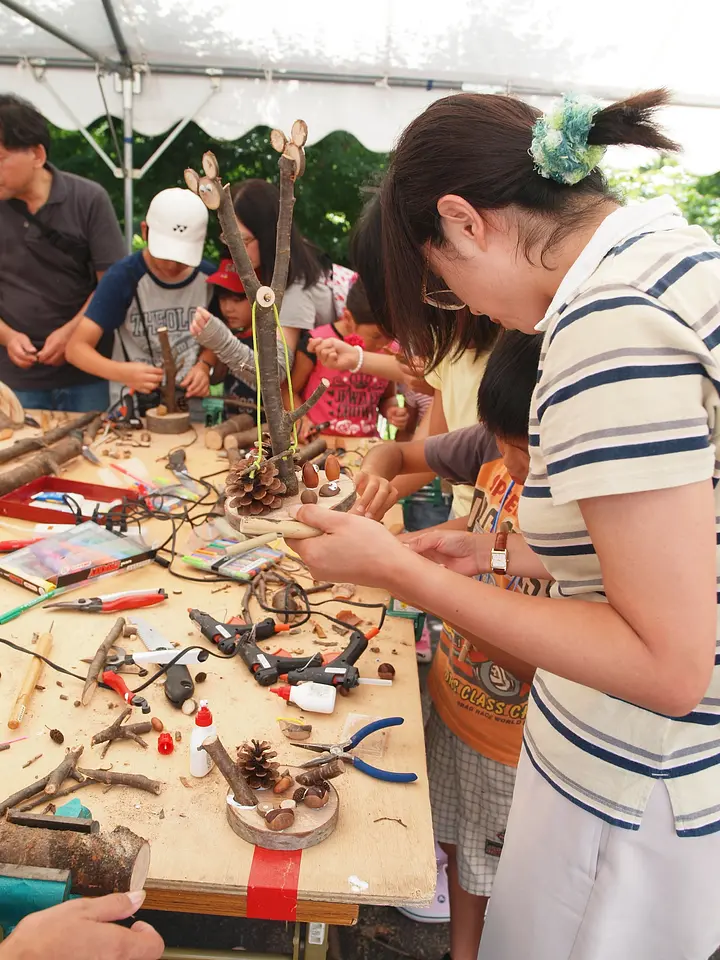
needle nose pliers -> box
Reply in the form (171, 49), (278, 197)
(293, 717), (418, 783)
(45, 589), (168, 613)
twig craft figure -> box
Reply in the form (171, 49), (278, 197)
(185, 122), (326, 498)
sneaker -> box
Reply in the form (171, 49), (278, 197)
(416, 620), (433, 663)
(396, 859), (450, 923)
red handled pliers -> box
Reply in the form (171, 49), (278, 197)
(44, 589), (168, 613)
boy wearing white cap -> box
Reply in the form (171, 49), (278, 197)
(67, 187), (216, 398)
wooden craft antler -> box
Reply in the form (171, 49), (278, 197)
(184, 121), (327, 495)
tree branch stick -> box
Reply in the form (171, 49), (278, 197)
(0, 435), (83, 497)
(157, 327), (178, 414)
(18, 780), (93, 812)
(287, 379), (329, 424)
(216, 185), (260, 303)
(270, 155), (297, 315)
(91, 707), (152, 758)
(45, 745), (84, 795)
(295, 437), (328, 463)
(201, 734), (257, 806)
(82, 618), (126, 706)
(0, 411), (99, 466)
(78, 768), (162, 795)
(0, 776), (51, 817)
(82, 415), (103, 446)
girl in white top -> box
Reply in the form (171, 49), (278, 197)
(287, 90), (720, 960)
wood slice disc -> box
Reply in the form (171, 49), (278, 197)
(225, 470), (356, 539)
(145, 408), (192, 435)
(225, 770), (339, 851)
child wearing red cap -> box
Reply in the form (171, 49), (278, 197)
(191, 259), (289, 418)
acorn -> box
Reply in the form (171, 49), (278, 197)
(265, 807), (295, 831)
(304, 785), (330, 809)
(151, 717), (164, 732)
(273, 771), (294, 794)
(319, 482), (340, 498)
(257, 801), (275, 819)
(301, 462), (319, 488)
(324, 454), (340, 481)
(378, 663), (396, 680)
(293, 787), (309, 803)
(300, 489), (318, 504)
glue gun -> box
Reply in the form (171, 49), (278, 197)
(187, 609), (323, 685)
(285, 627), (379, 690)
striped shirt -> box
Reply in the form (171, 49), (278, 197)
(520, 198), (720, 836)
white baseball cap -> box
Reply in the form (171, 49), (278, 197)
(146, 188), (209, 267)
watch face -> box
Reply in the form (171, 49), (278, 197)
(491, 551), (508, 574)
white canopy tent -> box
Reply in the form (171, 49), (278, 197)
(1, 0), (719, 251)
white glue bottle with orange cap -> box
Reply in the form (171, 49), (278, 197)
(190, 700), (216, 777)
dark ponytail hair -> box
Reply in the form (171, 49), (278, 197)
(230, 179), (327, 290)
(477, 331), (543, 439)
(382, 89), (679, 359)
(350, 192), (498, 370)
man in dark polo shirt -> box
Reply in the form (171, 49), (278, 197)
(0, 94), (124, 410)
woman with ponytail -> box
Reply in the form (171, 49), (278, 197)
(289, 90), (720, 959)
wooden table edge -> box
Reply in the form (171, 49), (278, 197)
(143, 884), (359, 925)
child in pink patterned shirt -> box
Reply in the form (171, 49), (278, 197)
(288, 279), (407, 438)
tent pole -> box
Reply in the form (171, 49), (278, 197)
(122, 76), (134, 254)
(0, 0), (118, 70)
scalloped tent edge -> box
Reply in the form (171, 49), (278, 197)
(1, 0), (718, 252)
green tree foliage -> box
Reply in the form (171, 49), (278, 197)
(607, 158), (720, 242)
(48, 120), (388, 264)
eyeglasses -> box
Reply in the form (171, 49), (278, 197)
(421, 254), (466, 311)
(219, 230), (258, 247)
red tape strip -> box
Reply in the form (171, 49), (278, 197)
(247, 846), (302, 921)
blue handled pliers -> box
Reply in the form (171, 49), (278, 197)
(293, 717), (418, 783)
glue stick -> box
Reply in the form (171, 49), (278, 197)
(190, 700), (216, 777)
(271, 682), (337, 715)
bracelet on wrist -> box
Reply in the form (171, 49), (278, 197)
(199, 358), (212, 371)
(350, 345), (364, 374)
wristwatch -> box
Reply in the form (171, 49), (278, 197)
(490, 531), (509, 575)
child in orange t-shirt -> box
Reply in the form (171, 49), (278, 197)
(357, 331), (544, 960)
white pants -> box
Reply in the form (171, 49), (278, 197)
(479, 748), (720, 960)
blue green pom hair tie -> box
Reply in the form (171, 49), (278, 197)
(530, 94), (607, 186)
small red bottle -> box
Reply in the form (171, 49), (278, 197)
(157, 732), (174, 755)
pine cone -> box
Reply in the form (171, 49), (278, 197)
(237, 739), (280, 789)
(225, 456), (287, 516)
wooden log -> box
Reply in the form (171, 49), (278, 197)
(295, 437), (328, 463)
(145, 408), (191, 435)
(0, 821), (151, 895)
(82, 618), (126, 706)
(226, 447), (242, 466)
(223, 426), (261, 451)
(0, 411), (99, 466)
(0, 434), (83, 497)
(205, 413), (254, 451)
(201, 734), (257, 807)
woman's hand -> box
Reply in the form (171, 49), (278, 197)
(287, 505), (406, 587)
(405, 529), (488, 577)
(181, 362), (210, 397)
(352, 471), (399, 520)
(0, 892), (164, 960)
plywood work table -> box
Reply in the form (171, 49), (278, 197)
(0, 424), (435, 939)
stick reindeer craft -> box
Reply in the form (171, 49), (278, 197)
(184, 122), (327, 503)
